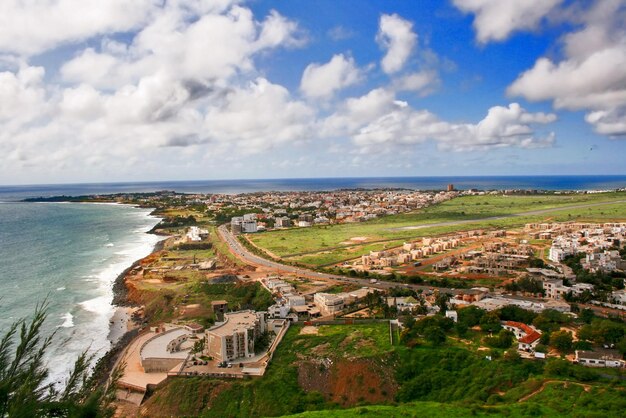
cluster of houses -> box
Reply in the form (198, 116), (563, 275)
(218, 189), (461, 232)
(359, 237), (462, 269)
(262, 276), (376, 319)
(536, 222), (626, 266)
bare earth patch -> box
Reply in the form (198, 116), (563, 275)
(299, 326), (319, 335)
(298, 357), (398, 407)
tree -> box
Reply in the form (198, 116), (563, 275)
(504, 349), (521, 363)
(424, 326), (446, 346)
(0, 303), (114, 417)
(480, 312), (502, 333)
(579, 308), (595, 324)
(458, 306), (485, 328)
(485, 329), (514, 349)
(435, 293), (451, 315)
(550, 330), (573, 353)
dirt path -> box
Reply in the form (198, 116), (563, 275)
(518, 380), (592, 402)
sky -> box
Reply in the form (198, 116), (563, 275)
(1, 0), (625, 185)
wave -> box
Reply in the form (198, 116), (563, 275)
(58, 312), (74, 328)
(104, 243), (114, 247)
(43, 206), (162, 388)
(56, 287), (66, 291)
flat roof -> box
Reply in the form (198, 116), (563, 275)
(141, 328), (190, 360)
(208, 311), (259, 337)
(211, 300), (228, 305)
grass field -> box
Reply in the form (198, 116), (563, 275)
(248, 193), (626, 267)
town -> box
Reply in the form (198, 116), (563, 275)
(103, 189), (626, 415)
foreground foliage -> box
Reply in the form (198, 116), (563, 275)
(0, 303), (115, 417)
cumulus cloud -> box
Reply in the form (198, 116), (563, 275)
(0, 0), (161, 56)
(300, 54), (362, 99)
(325, 90), (556, 151)
(453, 0), (563, 43)
(508, 0), (626, 136)
(60, 5), (302, 89)
(393, 70), (440, 95)
(205, 78), (314, 149)
(376, 14), (417, 74)
(0, 2), (312, 181)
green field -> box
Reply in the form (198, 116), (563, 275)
(247, 193), (626, 267)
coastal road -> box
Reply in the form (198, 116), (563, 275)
(217, 224), (462, 295)
(393, 199), (626, 231)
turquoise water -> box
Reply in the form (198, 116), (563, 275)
(0, 202), (161, 386)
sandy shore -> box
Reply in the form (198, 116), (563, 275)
(108, 306), (139, 345)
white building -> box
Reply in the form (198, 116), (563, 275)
(313, 293), (344, 315)
(205, 310), (267, 362)
(575, 349), (625, 368)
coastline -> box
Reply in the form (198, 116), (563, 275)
(90, 221), (169, 389)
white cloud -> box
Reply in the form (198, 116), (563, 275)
(507, 0), (626, 136)
(0, 65), (46, 124)
(0, 0), (162, 56)
(325, 90), (556, 151)
(0, 3), (313, 182)
(327, 26), (355, 41)
(376, 14), (417, 74)
(205, 78), (314, 150)
(393, 70), (439, 95)
(60, 5), (302, 89)
(453, 0), (563, 43)
(300, 54), (362, 99)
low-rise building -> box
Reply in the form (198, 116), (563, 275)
(502, 321), (542, 352)
(313, 293), (344, 315)
(575, 349), (625, 368)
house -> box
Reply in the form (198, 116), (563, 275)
(313, 293), (344, 315)
(502, 321), (542, 352)
(575, 349), (625, 368)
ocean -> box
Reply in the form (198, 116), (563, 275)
(1, 175), (626, 200)
(1, 175), (625, 386)
(0, 202), (161, 387)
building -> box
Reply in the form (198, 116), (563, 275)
(447, 184), (454, 192)
(313, 293), (344, 315)
(211, 300), (228, 322)
(231, 214), (258, 234)
(275, 216), (291, 228)
(575, 349), (625, 368)
(502, 321), (542, 351)
(205, 310), (267, 362)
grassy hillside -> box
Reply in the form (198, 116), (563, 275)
(139, 318), (625, 417)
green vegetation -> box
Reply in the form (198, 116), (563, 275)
(142, 281), (273, 325)
(142, 312), (626, 417)
(194, 281), (274, 312)
(143, 322), (395, 417)
(248, 193), (626, 267)
(0, 303), (115, 417)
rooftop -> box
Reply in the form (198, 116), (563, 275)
(208, 310), (260, 337)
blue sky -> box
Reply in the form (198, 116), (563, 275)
(0, 0), (625, 185)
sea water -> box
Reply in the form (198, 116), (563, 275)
(0, 202), (161, 387)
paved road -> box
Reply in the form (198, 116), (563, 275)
(394, 199), (626, 231)
(218, 225), (462, 295)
